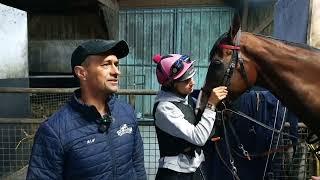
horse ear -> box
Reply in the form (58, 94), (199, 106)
(228, 12), (241, 42)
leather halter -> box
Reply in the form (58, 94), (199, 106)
(206, 31), (281, 179)
(210, 38), (248, 180)
(219, 43), (249, 89)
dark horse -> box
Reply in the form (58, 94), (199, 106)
(197, 15), (320, 142)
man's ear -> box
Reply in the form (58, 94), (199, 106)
(74, 66), (87, 81)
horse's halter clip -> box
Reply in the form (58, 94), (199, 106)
(306, 131), (320, 160)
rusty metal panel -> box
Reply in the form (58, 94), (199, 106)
(119, 7), (233, 116)
(0, 3), (28, 79)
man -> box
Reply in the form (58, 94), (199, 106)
(27, 39), (147, 180)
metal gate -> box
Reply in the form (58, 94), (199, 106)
(118, 7), (234, 117)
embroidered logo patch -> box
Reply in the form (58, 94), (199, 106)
(86, 138), (95, 144)
(117, 124), (132, 136)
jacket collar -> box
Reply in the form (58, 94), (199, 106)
(68, 89), (116, 120)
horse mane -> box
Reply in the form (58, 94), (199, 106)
(209, 31), (320, 63)
(254, 33), (320, 52)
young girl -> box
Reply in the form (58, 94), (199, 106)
(152, 54), (228, 180)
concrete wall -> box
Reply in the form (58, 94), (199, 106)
(0, 3), (30, 118)
(0, 3), (28, 79)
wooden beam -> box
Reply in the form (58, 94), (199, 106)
(252, 15), (273, 34)
(1, 1), (99, 13)
(97, 0), (119, 11)
(118, 0), (226, 8)
(98, 0), (120, 40)
(241, 0), (248, 31)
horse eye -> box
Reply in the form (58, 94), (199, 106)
(211, 58), (222, 64)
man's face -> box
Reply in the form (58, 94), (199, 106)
(82, 54), (121, 94)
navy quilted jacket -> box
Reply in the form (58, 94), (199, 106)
(27, 90), (146, 180)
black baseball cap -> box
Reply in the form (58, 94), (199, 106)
(71, 39), (129, 77)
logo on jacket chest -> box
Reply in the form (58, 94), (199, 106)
(86, 138), (95, 144)
(117, 124), (132, 136)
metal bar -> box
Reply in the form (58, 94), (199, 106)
(0, 118), (155, 125)
(0, 118), (307, 128)
(284, 122), (307, 128)
(120, 64), (209, 68)
(0, 118), (43, 124)
(29, 75), (74, 78)
(0, 87), (158, 95)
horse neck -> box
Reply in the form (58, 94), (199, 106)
(240, 32), (320, 118)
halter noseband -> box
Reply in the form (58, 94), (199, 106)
(219, 44), (240, 50)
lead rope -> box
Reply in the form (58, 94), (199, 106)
(263, 100), (280, 179)
(219, 38), (241, 179)
(214, 141), (241, 180)
(272, 107), (287, 161)
(222, 107), (303, 158)
(221, 108), (297, 139)
(221, 102), (240, 180)
(228, 118), (251, 160)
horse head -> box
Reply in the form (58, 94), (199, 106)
(198, 13), (320, 160)
(197, 14), (258, 114)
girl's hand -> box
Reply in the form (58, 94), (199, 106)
(207, 86), (228, 106)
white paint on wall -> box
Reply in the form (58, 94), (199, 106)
(309, 0), (320, 48)
(0, 3), (28, 79)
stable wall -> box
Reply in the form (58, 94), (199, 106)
(0, 3), (30, 118)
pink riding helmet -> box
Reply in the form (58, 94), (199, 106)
(152, 54), (195, 85)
